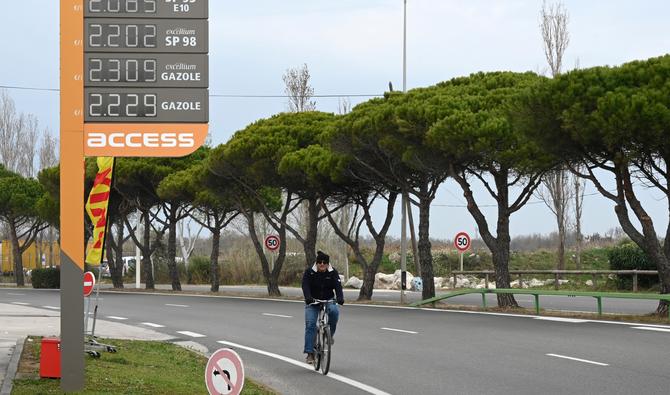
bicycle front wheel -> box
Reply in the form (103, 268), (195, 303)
(320, 326), (331, 375)
(313, 330), (322, 371)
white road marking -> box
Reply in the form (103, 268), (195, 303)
(141, 322), (165, 328)
(535, 317), (587, 323)
(166, 304), (189, 308)
(546, 353), (609, 366)
(7, 293), (24, 296)
(107, 316), (128, 320)
(42, 306), (60, 310)
(381, 327), (418, 334)
(177, 331), (206, 338)
(262, 313), (292, 318)
(632, 326), (670, 333)
(11, 302), (30, 305)
(217, 340), (392, 395)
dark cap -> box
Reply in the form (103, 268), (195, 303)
(316, 250), (330, 264)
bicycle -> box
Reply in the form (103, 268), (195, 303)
(310, 299), (334, 375)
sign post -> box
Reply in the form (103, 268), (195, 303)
(61, 0), (209, 390)
(454, 231), (471, 271)
(264, 235), (280, 271)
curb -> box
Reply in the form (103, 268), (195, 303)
(0, 337), (25, 395)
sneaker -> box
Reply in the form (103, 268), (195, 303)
(305, 353), (315, 364)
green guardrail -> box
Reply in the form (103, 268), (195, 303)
(410, 288), (670, 320)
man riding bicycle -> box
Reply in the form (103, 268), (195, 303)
(302, 250), (344, 364)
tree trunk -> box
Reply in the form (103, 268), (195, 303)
(302, 198), (319, 268)
(358, 263), (376, 301)
(557, 222), (566, 272)
(48, 227), (54, 268)
(110, 219), (125, 288)
(142, 211), (154, 289)
(210, 225), (221, 292)
(657, 261), (669, 315)
(491, 242), (518, 307)
(9, 221), (24, 286)
(167, 204), (181, 291)
(418, 196), (435, 300)
(246, 212), (282, 296)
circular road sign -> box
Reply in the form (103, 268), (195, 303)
(205, 348), (245, 395)
(454, 232), (471, 253)
(264, 235), (280, 252)
(83, 271), (96, 297)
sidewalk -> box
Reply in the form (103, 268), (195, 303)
(0, 302), (174, 395)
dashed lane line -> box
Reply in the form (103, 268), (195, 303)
(42, 306), (60, 310)
(216, 340), (392, 395)
(166, 304), (190, 307)
(177, 331), (206, 338)
(546, 353), (609, 366)
(381, 327), (418, 334)
(10, 302), (30, 305)
(107, 316), (128, 320)
(141, 322), (165, 328)
(262, 313), (293, 318)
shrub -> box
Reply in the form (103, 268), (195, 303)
(188, 256), (210, 284)
(608, 243), (658, 290)
(31, 268), (60, 289)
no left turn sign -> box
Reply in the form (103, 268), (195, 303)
(454, 232), (471, 253)
(205, 348), (245, 395)
(264, 235), (280, 251)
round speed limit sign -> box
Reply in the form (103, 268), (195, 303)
(264, 235), (280, 251)
(454, 232), (471, 252)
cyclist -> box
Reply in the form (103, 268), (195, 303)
(302, 250), (344, 364)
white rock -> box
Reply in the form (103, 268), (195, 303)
(528, 278), (545, 288)
(434, 277), (444, 289)
(456, 277), (470, 288)
(374, 272), (395, 289)
(585, 280), (593, 286)
(345, 276), (363, 289)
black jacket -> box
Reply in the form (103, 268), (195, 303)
(302, 264), (344, 303)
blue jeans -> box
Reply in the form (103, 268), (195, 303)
(304, 303), (339, 354)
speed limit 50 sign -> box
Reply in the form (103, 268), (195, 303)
(264, 235), (280, 251)
(454, 232), (471, 252)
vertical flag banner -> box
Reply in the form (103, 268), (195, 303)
(85, 157), (114, 265)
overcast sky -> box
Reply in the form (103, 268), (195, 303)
(1, 0), (669, 240)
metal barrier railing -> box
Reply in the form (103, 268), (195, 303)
(410, 288), (670, 320)
(451, 270), (658, 292)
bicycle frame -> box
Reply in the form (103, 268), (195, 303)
(311, 299), (333, 375)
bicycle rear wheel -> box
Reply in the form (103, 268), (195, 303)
(320, 326), (331, 375)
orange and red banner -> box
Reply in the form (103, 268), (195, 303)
(85, 157), (114, 265)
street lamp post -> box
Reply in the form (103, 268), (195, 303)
(400, 0), (408, 304)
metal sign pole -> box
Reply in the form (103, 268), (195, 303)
(60, 1), (85, 391)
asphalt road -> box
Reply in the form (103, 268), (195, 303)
(2, 287), (670, 394)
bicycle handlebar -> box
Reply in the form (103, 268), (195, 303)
(310, 299), (335, 305)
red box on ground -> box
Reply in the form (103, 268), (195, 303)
(40, 337), (62, 379)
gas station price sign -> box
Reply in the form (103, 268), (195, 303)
(85, 0), (208, 19)
(84, 0), (209, 141)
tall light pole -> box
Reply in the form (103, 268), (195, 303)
(400, 0), (408, 304)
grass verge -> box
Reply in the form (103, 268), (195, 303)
(12, 337), (277, 395)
